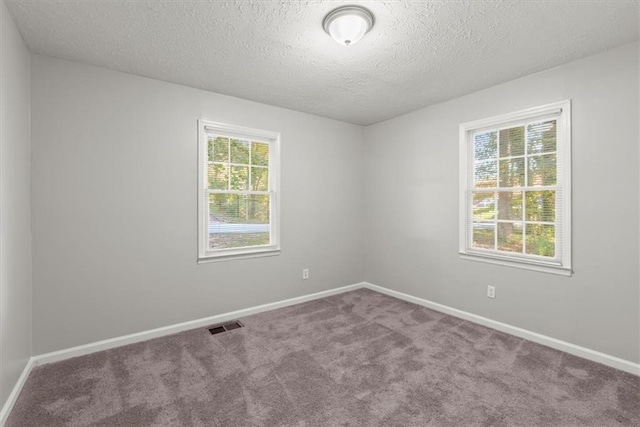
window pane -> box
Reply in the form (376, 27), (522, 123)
(497, 222), (523, 253)
(208, 193), (270, 249)
(497, 191), (522, 220)
(527, 120), (556, 154)
(211, 136), (229, 162)
(499, 126), (525, 158)
(474, 131), (497, 160)
(230, 139), (250, 164)
(527, 154), (556, 186)
(525, 191), (555, 222)
(208, 163), (229, 190)
(499, 157), (525, 187)
(525, 224), (555, 257)
(474, 160), (497, 188)
(473, 192), (496, 220)
(472, 223), (494, 249)
(230, 166), (249, 190)
(252, 142), (269, 166)
(251, 167), (268, 191)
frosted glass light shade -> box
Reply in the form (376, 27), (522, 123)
(323, 6), (374, 46)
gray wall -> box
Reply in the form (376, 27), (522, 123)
(31, 55), (364, 354)
(28, 41), (640, 364)
(363, 42), (639, 363)
(0, 2), (32, 408)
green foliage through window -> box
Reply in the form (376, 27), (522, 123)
(471, 120), (557, 257)
(205, 130), (272, 251)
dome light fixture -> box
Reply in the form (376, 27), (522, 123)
(323, 5), (375, 46)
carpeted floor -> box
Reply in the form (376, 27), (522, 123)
(7, 289), (640, 426)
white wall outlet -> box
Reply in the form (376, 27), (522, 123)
(487, 285), (496, 299)
(302, 268), (309, 280)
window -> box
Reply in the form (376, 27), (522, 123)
(459, 100), (571, 275)
(198, 120), (280, 261)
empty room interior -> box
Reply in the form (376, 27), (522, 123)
(1, 1), (639, 426)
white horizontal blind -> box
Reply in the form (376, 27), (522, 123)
(460, 101), (571, 272)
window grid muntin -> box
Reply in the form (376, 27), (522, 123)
(470, 117), (559, 261)
(206, 131), (272, 250)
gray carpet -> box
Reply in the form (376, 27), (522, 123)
(7, 289), (640, 426)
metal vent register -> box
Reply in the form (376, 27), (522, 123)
(207, 320), (244, 335)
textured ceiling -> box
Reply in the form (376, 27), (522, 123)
(5, 0), (639, 125)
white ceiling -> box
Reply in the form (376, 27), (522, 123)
(5, 1), (639, 125)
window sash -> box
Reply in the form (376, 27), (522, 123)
(204, 191), (275, 250)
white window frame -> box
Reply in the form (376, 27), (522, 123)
(459, 100), (572, 276)
(197, 120), (281, 262)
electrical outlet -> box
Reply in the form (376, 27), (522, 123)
(302, 268), (309, 280)
(487, 285), (496, 299)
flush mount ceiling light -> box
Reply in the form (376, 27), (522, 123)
(323, 5), (375, 46)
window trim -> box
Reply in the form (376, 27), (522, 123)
(458, 100), (572, 276)
(197, 120), (281, 263)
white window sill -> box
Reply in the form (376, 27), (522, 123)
(459, 252), (572, 276)
(198, 248), (281, 263)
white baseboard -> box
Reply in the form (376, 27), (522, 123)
(3, 279), (636, 425)
(32, 282), (365, 366)
(363, 282), (640, 376)
(0, 357), (36, 426)
(34, 280), (639, 375)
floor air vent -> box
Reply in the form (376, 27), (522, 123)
(208, 320), (244, 335)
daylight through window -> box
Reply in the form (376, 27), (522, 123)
(198, 121), (280, 261)
(459, 101), (571, 275)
